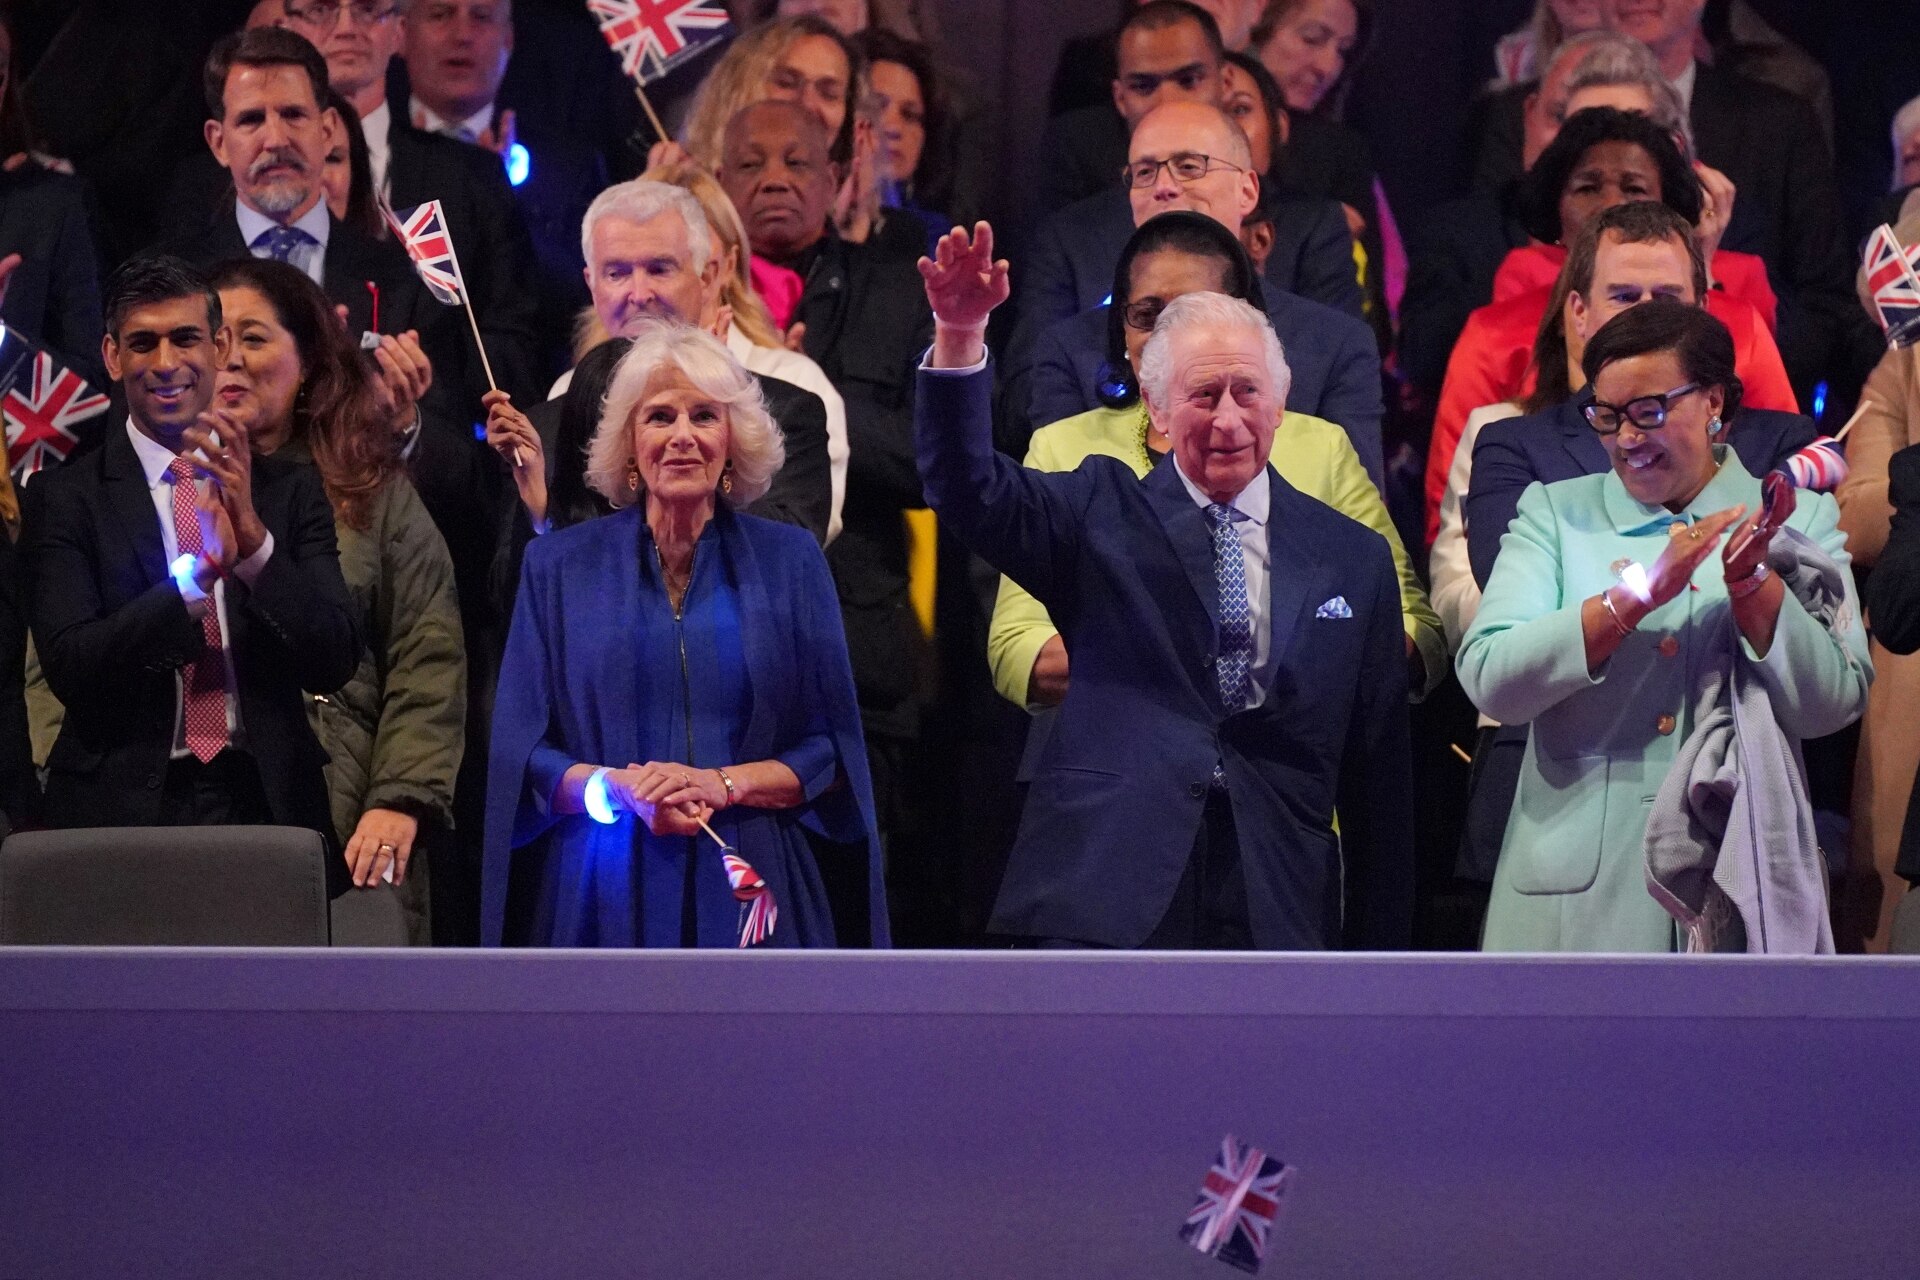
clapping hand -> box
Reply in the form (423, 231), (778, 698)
(182, 408), (267, 561)
(1640, 505), (1747, 610)
(1723, 474), (1795, 583)
(368, 330), (433, 438)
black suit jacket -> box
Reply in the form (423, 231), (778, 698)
(1033, 103), (1129, 219)
(795, 235), (936, 738)
(0, 162), (105, 388)
(1013, 188), (1365, 368)
(1397, 187), (1529, 398)
(20, 425), (361, 893)
(918, 363), (1414, 949)
(1463, 399), (1821, 588)
(385, 115), (546, 404)
(0, 532), (41, 833)
(1867, 444), (1920, 880)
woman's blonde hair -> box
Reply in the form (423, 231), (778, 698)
(643, 156), (784, 348)
(681, 17), (853, 168)
(584, 323), (785, 509)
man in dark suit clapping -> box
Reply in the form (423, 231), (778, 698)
(19, 256), (360, 893)
(916, 224), (1413, 950)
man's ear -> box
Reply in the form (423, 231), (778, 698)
(1237, 170), (1261, 223)
(101, 332), (121, 383)
(321, 106), (343, 149)
(205, 117), (228, 168)
(1111, 78), (1128, 120)
(1568, 288), (1590, 339)
(213, 324), (234, 368)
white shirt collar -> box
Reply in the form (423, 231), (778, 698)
(1171, 454), (1270, 526)
(234, 194), (331, 254)
(1670, 58), (1698, 114)
(408, 94), (495, 141)
(126, 418), (185, 488)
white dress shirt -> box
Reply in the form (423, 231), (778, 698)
(1671, 58), (1698, 115)
(362, 99), (393, 201)
(409, 95), (494, 143)
(1172, 456), (1274, 709)
(235, 196), (331, 287)
(125, 421), (275, 757)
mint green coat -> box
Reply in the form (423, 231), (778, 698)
(1457, 452), (1872, 952)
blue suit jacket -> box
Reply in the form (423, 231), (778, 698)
(1465, 400), (1821, 588)
(1024, 277), (1386, 487)
(1012, 188), (1363, 351)
(918, 362), (1413, 949)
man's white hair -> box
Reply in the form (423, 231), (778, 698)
(1552, 30), (1695, 157)
(1137, 291), (1291, 411)
(1894, 93), (1920, 189)
(579, 179), (712, 274)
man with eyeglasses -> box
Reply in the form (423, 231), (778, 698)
(278, 0), (546, 397)
(1008, 99), (1377, 480)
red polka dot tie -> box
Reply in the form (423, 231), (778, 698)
(167, 456), (229, 763)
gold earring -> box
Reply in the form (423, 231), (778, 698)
(720, 461), (734, 496)
(626, 461), (640, 492)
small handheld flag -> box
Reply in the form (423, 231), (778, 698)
(383, 198), (504, 423)
(722, 849), (778, 948)
(1863, 222), (1920, 349)
(586, 0), (732, 144)
(4, 345), (108, 482)
(1781, 435), (1849, 491)
(1179, 1135), (1293, 1274)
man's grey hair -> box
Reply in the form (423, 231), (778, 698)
(579, 179), (712, 274)
(1137, 291), (1292, 411)
(1550, 30), (1694, 157)
(1893, 93), (1920, 189)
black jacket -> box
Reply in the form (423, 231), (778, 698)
(1868, 443), (1920, 880)
(794, 235), (936, 738)
(20, 425), (361, 892)
(1398, 186), (1530, 399)
(0, 162), (105, 388)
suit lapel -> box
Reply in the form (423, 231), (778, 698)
(1558, 397), (1608, 475)
(102, 424), (168, 586)
(1142, 453), (1220, 633)
(1257, 469), (1321, 698)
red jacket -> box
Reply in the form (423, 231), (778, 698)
(1490, 242), (1779, 334)
(1422, 285), (1799, 543)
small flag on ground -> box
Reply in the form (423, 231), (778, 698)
(587, 0), (732, 86)
(4, 345), (108, 482)
(723, 850), (777, 947)
(1179, 1135), (1293, 1274)
(382, 200), (468, 307)
(1863, 222), (1920, 349)
(1782, 435), (1849, 491)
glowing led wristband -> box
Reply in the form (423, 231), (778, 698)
(1617, 561), (1653, 608)
(583, 767), (617, 825)
(170, 553), (196, 593)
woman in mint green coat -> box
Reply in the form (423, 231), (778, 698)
(1458, 301), (1871, 952)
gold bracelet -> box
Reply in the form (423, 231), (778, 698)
(715, 767), (737, 809)
(1598, 587), (1635, 638)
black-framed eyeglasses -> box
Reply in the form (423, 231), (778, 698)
(1582, 381), (1701, 435)
(285, 0), (399, 26)
(1122, 298), (1168, 332)
(1122, 152), (1243, 190)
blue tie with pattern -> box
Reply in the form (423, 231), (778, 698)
(1209, 502), (1253, 711)
(253, 225), (311, 264)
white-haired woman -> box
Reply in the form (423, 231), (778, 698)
(482, 324), (888, 949)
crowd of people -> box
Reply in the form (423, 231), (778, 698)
(2, 0), (1918, 955)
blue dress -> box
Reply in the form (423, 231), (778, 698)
(483, 506), (886, 948)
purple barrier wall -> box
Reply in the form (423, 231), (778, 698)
(3, 950), (1917, 1278)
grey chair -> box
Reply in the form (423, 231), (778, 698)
(0, 826), (331, 945)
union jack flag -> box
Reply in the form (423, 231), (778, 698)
(1178, 1135), (1293, 1274)
(587, 0), (732, 86)
(381, 200), (468, 307)
(3, 346), (108, 481)
(1863, 222), (1920, 349)
(722, 849), (777, 947)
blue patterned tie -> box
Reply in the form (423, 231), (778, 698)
(253, 225), (311, 264)
(1209, 503), (1253, 711)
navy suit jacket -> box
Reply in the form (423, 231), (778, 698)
(1022, 277), (1386, 487)
(1464, 399), (1821, 588)
(918, 361), (1413, 949)
(1013, 187), (1364, 349)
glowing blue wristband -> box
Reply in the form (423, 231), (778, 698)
(170, 553), (196, 591)
(583, 766), (617, 824)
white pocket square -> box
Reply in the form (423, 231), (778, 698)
(1315, 595), (1352, 620)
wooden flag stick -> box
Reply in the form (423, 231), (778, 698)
(1831, 398), (1875, 444)
(696, 815), (730, 851)
(460, 294), (524, 467)
(633, 83), (670, 149)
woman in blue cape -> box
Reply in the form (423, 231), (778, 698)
(481, 324), (887, 948)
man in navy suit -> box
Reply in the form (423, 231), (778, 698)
(917, 224), (1412, 951)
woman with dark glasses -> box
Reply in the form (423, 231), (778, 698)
(1457, 300), (1870, 952)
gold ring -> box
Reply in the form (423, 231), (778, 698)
(376, 842), (396, 853)
(1688, 528), (1701, 541)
